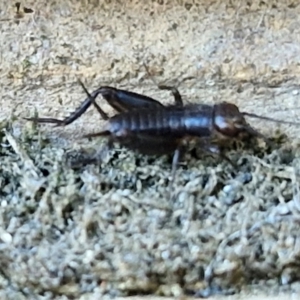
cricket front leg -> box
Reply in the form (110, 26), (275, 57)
(197, 138), (237, 168)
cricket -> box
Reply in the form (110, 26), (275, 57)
(24, 78), (300, 183)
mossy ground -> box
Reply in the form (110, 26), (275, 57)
(0, 116), (300, 298)
(2, 1), (300, 299)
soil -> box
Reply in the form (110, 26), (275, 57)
(1, 0), (300, 299)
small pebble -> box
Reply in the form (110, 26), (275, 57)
(275, 203), (290, 215)
(1, 200), (7, 207)
(223, 185), (233, 193)
(83, 250), (94, 264)
(0, 231), (12, 244)
(213, 259), (238, 276)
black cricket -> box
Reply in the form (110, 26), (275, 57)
(24, 80), (300, 181)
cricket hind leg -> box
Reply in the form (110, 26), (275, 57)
(74, 79), (165, 122)
(24, 80), (110, 127)
(97, 87), (165, 113)
(24, 78), (164, 127)
(79, 79), (166, 120)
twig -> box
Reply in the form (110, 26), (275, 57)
(4, 130), (39, 178)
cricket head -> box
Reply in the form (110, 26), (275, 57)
(213, 102), (271, 143)
(213, 101), (300, 143)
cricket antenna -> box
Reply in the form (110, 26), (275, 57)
(242, 112), (300, 126)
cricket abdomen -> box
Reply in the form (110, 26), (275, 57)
(107, 105), (214, 138)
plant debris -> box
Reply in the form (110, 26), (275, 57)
(0, 117), (300, 298)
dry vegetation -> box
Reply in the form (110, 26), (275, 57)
(1, 0), (300, 299)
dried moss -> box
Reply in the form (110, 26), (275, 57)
(0, 116), (299, 298)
